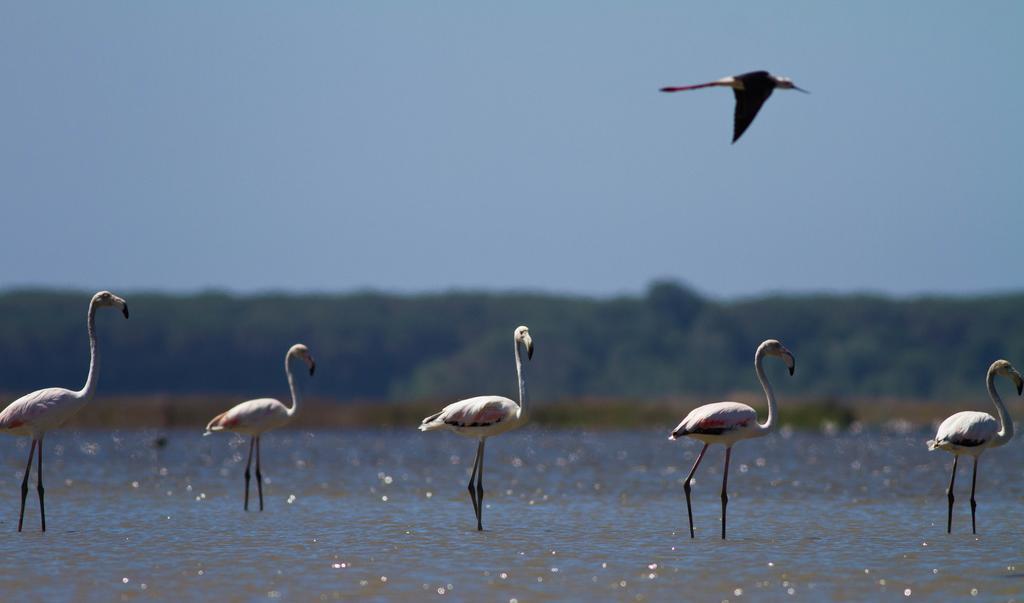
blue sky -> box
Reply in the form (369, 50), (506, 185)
(2, 2), (1021, 297)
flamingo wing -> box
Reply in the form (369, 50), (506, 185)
(419, 396), (518, 431)
(205, 398), (288, 434)
(0, 388), (78, 433)
(671, 401), (758, 439)
(928, 411), (998, 450)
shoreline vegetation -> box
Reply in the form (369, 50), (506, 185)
(2, 285), (1022, 432)
(23, 392), (1021, 432)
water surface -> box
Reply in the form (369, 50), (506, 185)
(0, 428), (1022, 601)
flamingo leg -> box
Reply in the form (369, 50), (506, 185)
(255, 436), (264, 512)
(970, 457), (979, 535)
(466, 439), (483, 530)
(36, 437), (45, 532)
(721, 447), (732, 540)
(18, 440), (37, 532)
(476, 438), (486, 531)
(683, 443), (709, 539)
(243, 436), (255, 511)
(946, 455), (958, 534)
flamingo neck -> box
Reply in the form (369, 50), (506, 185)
(755, 347), (777, 433)
(987, 369), (1014, 447)
(78, 299), (100, 399)
(515, 340), (528, 418)
(285, 352), (300, 417)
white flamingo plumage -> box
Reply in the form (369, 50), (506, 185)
(927, 359), (1020, 534)
(0, 291), (129, 532)
(669, 339), (795, 539)
(204, 343), (316, 511)
(419, 325), (533, 531)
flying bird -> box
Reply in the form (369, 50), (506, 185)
(927, 359), (1020, 534)
(0, 291), (129, 532)
(669, 339), (795, 539)
(419, 326), (533, 531)
(204, 344), (316, 512)
(660, 70), (808, 143)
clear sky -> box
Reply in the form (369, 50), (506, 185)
(2, 2), (1021, 297)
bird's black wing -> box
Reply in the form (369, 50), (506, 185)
(732, 87), (774, 143)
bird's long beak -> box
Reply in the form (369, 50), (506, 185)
(793, 85), (810, 94)
(525, 336), (534, 360)
(1014, 371), (1023, 395)
(309, 360), (317, 377)
(122, 303), (130, 319)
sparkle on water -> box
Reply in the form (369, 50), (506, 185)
(0, 427), (1022, 600)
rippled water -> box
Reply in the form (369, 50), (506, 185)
(0, 427), (1022, 601)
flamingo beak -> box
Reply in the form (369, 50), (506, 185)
(1015, 373), (1023, 395)
(524, 335), (534, 360)
(789, 365), (795, 376)
(309, 360), (317, 377)
(122, 304), (130, 319)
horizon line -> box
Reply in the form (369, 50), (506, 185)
(1, 281), (1023, 302)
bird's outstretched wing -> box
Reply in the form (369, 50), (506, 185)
(733, 87), (774, 143)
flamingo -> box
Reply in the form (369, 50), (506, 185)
(0, 290), (129, 532)
(660, 70), (808, 143)
(669, 339), (795, 539)
(419, 325), (533, 531)
(204, 344), (316, 511)
(927, 359), (1021, 534)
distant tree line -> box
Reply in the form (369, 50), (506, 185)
(0, 283), (1021, 402)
